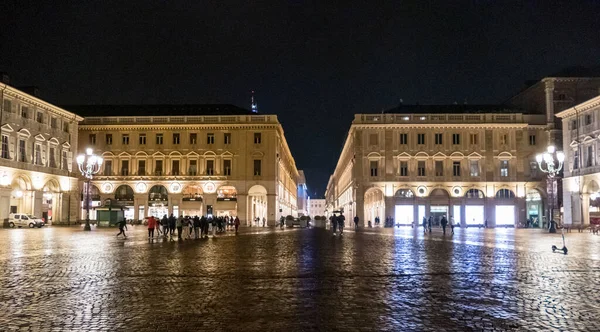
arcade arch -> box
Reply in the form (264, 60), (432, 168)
(248, 185), (268, 226)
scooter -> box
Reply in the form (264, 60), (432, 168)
(552, 229), (568, 255)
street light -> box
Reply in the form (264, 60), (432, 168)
(77, 148), (103, 231)
(536, 145), (565, 233)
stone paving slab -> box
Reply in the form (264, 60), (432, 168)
(0, 226), (599, 331)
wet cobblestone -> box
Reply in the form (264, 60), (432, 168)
(0, 226), (599, 331)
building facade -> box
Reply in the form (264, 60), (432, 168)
(557, 95), (600, 225)
(326, 107), (551, 228)
(308, 198), (326, 218)
(74, 105), (300, 226)
(0, 82), (81, 225)
(297, 170), (309, 216)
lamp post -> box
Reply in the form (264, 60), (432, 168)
(536, 145), (565, 233)
(76, 148), (103, 231)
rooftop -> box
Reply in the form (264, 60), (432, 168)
(383, 104), (524, 114)
(62, 104), (254, 117)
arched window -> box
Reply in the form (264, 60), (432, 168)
(115, 185), (134, 201)
(148, 185), (168, 202)
(217, 186), (237, 201)
(496, 189), (516, 199)
(465, 189), (485, 199)
(394, 189), (414, 198)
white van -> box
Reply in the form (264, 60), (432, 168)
(8, 214), (44, 228)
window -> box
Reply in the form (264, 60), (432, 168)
(470, 160), (479, 177)
(106, 134), (113, 145)
(138, 160), (146, 175)
(51, 117), (58, 129)
(469, 133), (478, 145)
(369, 134), (378, 145)
(224, 133), (231, 144)
(156, 134), (163, 145)
(500, 134), (508, 145)
(370, 160), (378, 177)
(435, 133), (443, 145)
(18, 140), (26, 162)
(587, 145), (594, 167)
(139, 134), (146, 145)
(400, 161), (408, 176)
(188, 160), (197, 175)
(573, 151), (579, 170)
(530, 161), (538, 177)
(3, 99), (11, 113)
(155, 160), (163, 175)
(207, 133), (215, 144)
(172, 160), (180, 175)
(500, 160), (509, 177)
(253, 159), (262, 175)
(173, 133), (180, 144)
(122, 134), (129, 145)
(49, 147), (56, 168)
(1, 135), (8, 159)
(435, 161), (443, 176)
(417, 133), (425, 145)
(36, 112), (44, 124)
(223, 159), (231, 176)
(21, 106), (28, 118)
(585, 114), (592, 125)
(529, 134), (536, 146)
(63, 122), (70, 133)
(190, 133), (197, 144)
(104, 160), (113, 176)
(571, 120), (577, 130)
(89, 134), (96, 145)
(452, 134), (460, 145)
(34, 144), (42, 165)
(121, 160), (129, 176)
(206, 160), (214, 175)
(418, 161), (426, 176)
(62, 151), (68, 170)
(399, 133), (408, 145)
(254, 133), (262, 144)
(453, 161), (461, 177)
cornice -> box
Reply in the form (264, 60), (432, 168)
(78, 123), (281, 131)
(555, 96), (600, 119)
(0, 84), (83, 122)
(352, 123), (529, 129)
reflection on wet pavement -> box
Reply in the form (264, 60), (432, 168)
(0, 226), (599, 331)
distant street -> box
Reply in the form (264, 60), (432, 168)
(1, 226), (599, 331)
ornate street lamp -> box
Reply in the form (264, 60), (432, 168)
(536, 145), (565, 233)
(77, 148), (103, 231)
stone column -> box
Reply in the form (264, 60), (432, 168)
(581, 193), (590, 225)
(33, 190), (43, 218)
(267, 193), (277, 226)
(0, 187), (11, 227)
(355, 189), (365, 227)
(237, 194), (248, 226)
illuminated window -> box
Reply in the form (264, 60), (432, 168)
(206, 160), (214, 175)
(103, 160), (112, 176)
(470, 160), (479, 177)
(453, 161), (461, 177)
(500, 160), (509, 177)
(188, 160), (197, 175)
(223, 159), (231, 176)
(217, 186), (237, 201)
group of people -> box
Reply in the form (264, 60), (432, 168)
(116, 214), (241, 240)
(329, 213), (347, 235)
(421, 215), (454, 235)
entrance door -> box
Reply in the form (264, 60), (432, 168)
(495, 205), (515, 227)
(394, 205), (414, 225)
(465, 205), (484, 226)
(430, 206), (448, 226)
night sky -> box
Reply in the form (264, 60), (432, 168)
(1, 1), (599, 197)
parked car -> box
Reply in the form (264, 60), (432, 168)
(8, 214), (45, 228)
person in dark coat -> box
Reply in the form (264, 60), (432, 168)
(428, 216), (433, 233)
(441, 215), (448, 235)
(353, 216), (359, 229)
(193, 216), (200, 239)
(422, 216), (427, 233)
(168, 214), (176, 238)
(116, 217), (127, 238)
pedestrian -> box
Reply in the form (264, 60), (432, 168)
(441, 215), (448, 235)
(187, 216), (193, 237)
(193, 216), (200, 239)
(262, 217), (266, 227)
(422, 216), (427, 234)
(330, 214), (338, 235)
(200, 215), (208, 238)
(428, 216), (433, 233)
(449, 215), (455, 235)
(338, 213), (345, 235)
(147, 215), (157, 238)
(234, 216), (240, 233)
(176, 215), (184, 240)
(169, 214), (176, 238)
(116, 217), (127, 238)
(161, 215), (169, 237)
(353, 215), (359, 229)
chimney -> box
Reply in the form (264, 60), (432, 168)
(0, 72), (9, 84)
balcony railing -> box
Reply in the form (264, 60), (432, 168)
(81, 115), (279, 125)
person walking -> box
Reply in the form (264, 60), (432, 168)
(234, 216), (240, 233)
(422, 216), (427, 234)
(169, 214), (176, 239)
(449, 215), (455, 235)
(193, 216), (200, 239)
(330, 214), (338, 235)
(353, 215), (359, 230)
(428, 216), (433, 233)
(262, 217), (266, 227)
(147, 215), (157, 238)
(200, 215), (208, 238)
(338, 213), (345, 235)
(161, 215), (169, 237)
(441, 215), (448, 235)
(116, 217), (127, 238)
(176, 215), (184, 240)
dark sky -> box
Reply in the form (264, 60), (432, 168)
(1, 1), (599, 197)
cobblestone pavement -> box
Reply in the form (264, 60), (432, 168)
(1, 225), (599, 331)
